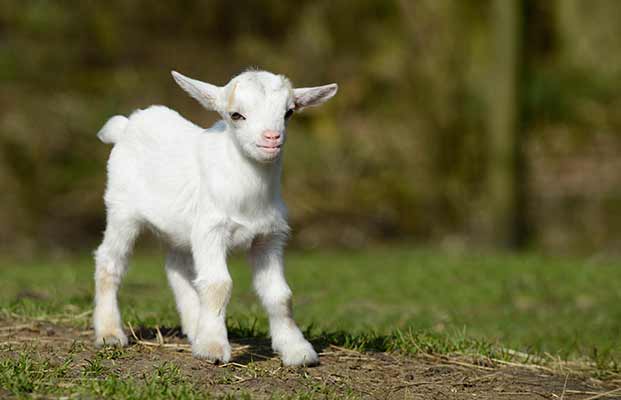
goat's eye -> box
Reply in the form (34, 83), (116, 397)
(284, 109), (294, 120)
(230, 112), (245, 121)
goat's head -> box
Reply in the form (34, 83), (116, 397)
(172, 69), (338, 163)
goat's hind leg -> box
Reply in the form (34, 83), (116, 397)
(165, 250), (200, 343)
(93, 212), (139, 347)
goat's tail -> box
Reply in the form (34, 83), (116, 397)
(97, 115), (128, 144)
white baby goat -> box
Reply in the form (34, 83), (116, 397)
(93, 69), (338, 366)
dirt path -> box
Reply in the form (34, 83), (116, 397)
(1, 321), (620, 399)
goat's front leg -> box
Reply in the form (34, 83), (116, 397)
(250, 235), (318, 366)
(191, 224), (232, 363)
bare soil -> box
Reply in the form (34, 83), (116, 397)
(1, 321), (620, 399)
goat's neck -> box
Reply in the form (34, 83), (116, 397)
(223, 133), (282, 202)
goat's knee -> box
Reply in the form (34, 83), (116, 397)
(191, 278), (233, 363)
(195, 279), (233, 315)
(259, 285), (293, 319)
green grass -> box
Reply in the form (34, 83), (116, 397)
(2, 245), (621, 367)
(0, 350), (206, 400)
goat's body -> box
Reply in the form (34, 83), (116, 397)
(93, 69), (336, 367)
(103, 106), (288, 250)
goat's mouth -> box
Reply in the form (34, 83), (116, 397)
(257, 144), (282, 155)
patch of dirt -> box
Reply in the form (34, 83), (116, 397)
(1, 321), (620, 399)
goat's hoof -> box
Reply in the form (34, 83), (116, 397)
(280, 341), (319, 367)
(95, 331), (128, 347)
(193, 340), (231, 364)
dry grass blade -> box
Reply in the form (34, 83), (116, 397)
(49, 310), (94, 324)
(329, 344), (362, 353)
(126, 321), (186, 349)
(501, 347), (545, 363)
(421, 354), (496, 371)
(444, 359), (496, 371)
(127, 321), (140, 343)
(155, 326), (164, 345)
(564, 390), (608, 396)
(580, 387), (621, 400)
(220, 362), (248, 368)
(492, 358), (555, 373)
(496, 392), (537, 396)
(246, 351), (275, 361)
(0, 323), (37, 332)
(560, 373), (569, 400)
(390, 381), (436, 392)
(466, 371), (503, 383)
(336, 355), (375, 361)
(0, 340), (23, 345)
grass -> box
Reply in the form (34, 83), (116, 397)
(2, 246), (620, 357)
(1, 245), (621, 397)
(0, 350), (205, 399)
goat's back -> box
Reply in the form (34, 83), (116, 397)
(102, 106), (205, 243)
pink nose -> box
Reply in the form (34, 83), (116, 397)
(263, 130), (281, 141)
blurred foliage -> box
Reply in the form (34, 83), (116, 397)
(1, 0), (621, 255)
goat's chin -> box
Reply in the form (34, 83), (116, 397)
(254, 151), (282, 164)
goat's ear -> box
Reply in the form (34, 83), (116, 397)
(293, 84), (338, 110)
(171, 71), (222, 111)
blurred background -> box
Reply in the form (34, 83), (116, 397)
(1, 0), (621, 257)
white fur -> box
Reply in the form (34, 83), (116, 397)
(93, 69), (337, 367)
